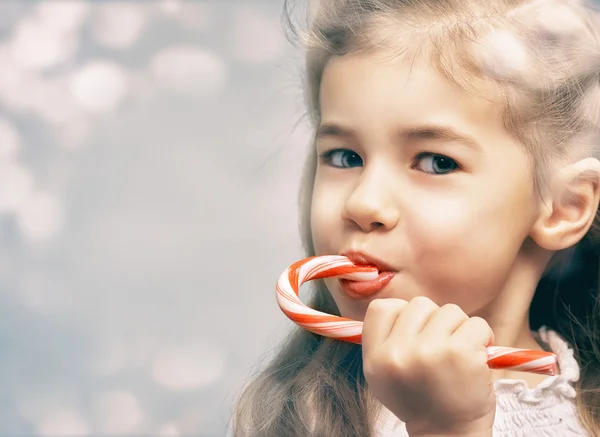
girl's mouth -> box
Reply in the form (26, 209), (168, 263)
(339, 271), (396, 298)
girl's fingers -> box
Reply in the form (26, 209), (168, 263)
(362, 298), (409, 355)
(419, 303), (469, 339)
(452, 316), (495, 349)
(387, 296), (438, 343)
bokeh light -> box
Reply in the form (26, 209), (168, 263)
(70, 61), (129, 114)
(231, 6), (286, 62)
(0, 116), (21, 160)
(151, 341), (226, 392)
(17, 191), (65, 242)
(0, 160), (34, 213)
(37, 407), (89, 437)
(92, 390), (144, 435)
(150, 45), (227, 96)
(91, 3), (147, 50)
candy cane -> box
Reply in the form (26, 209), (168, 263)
(276, 255), (557, 376)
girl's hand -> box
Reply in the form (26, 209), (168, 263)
(362, 296), (496, 437)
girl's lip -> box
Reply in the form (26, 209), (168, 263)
(340, 251), (396, 273)
(339, 271), (396, 298)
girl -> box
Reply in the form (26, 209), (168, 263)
(230, 0), (600, 435)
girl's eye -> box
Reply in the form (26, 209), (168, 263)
(319, 149), (363, 168)
(414, 153), (459, 175)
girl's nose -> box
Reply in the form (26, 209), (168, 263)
(341, 175), (400, 233)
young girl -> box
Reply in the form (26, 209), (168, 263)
(229, 0), (600, 435)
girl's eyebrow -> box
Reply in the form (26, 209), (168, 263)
(316, 123), (355, 140)
(316, 122), (482, 152)
(404, 125), (483, 152)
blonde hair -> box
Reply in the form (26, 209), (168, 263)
(231, 0), (600, 435)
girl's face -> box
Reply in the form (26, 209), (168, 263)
(310, 53), (541, 321)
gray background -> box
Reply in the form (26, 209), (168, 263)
(0, 1), (308, 435)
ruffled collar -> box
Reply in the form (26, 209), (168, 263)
(493, 326), (580, 404)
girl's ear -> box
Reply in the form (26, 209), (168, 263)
(530, 157), (600, 251)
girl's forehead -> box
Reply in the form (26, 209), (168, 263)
(318, 53), (507, 134)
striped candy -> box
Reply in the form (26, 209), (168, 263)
(276, 255), (557, 376)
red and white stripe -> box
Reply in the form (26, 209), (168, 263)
(276, 255), (558, 376)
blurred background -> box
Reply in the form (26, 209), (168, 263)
(0, 1), (309, 435)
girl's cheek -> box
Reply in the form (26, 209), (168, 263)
(310, 209), (336, 254)
(405, 197), (477, 248)
(311, 188), (347, 249)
